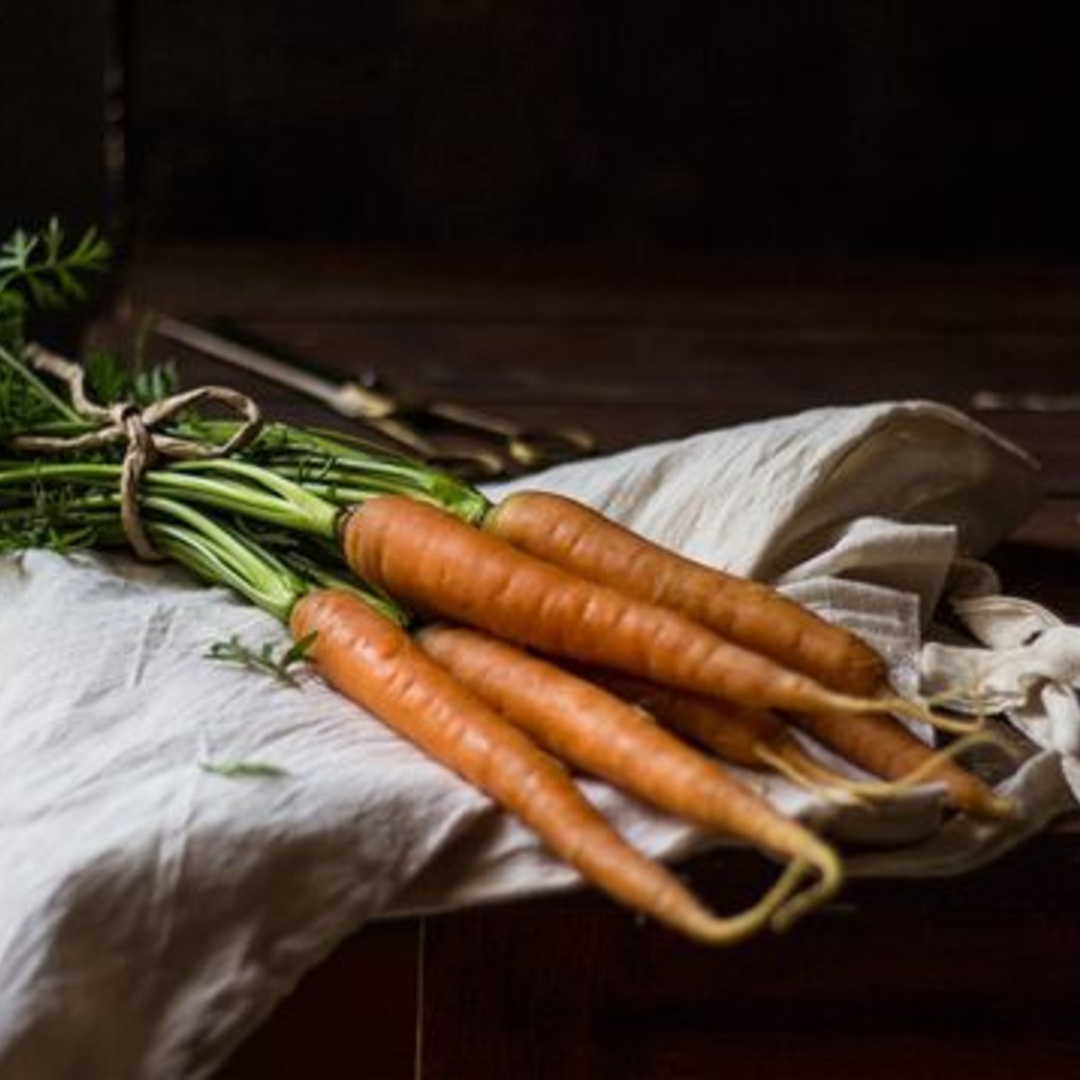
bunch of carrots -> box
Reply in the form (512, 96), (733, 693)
(0, 225), (1014, 946)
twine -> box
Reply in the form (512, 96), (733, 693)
(14, 343), (263, 561)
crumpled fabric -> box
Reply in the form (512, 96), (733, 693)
(922, 586), (1080, 787)
(0, 399), (1074, 1079)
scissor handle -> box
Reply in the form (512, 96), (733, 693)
(426, 448), (508, 482)
(505, 426), (596, 469)
(422, 401), (595, 470)
(360, 413), (510, 480)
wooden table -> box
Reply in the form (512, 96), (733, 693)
(94, 245), (1080, 1079)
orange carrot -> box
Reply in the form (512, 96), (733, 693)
(584, 670), (823, 772)
(591, 674), (1010, 812)
(290, 588), (807, 944)
(585, 671), (879, 802)
(341, 496), (918, 721)
(787, 709), (1015, 821)
(417, 621), (844, 924)
(485, 489), (889, 696)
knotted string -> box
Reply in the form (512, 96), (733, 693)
(14, 343), (263, 561)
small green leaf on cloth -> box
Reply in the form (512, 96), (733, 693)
(198, 759), (290, 780)
(204, 631), (316, 687)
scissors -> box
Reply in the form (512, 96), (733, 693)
(152, 315), (595, 480)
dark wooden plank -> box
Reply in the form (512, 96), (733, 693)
(419, 838), (1080, 1080)
(120, 244), (1080, 327)
(105, 310), (1080, 493)
(216, 919), (421, 1080)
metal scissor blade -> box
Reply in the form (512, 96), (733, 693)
(150, 314), (482, 465)
(151, 314), (593, 478)
(153, 314), (386, 419)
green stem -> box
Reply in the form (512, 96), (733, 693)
(0, 342), (82, 424)
(188, 420), (492, 523)
(0, 460), (341, 538)
(146, 500), (408, 627)
(166, 458), (342, 535)
(144, 496), (307, 622)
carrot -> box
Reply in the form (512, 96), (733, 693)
(417, 622), (844, 925)
(341, 496), (922, 721)
(484, 489), (889, 697)
(585, 671), (883, 804)
(290, 587), (807, 945)
(593, 673), (1014, 813)
(787, 709), (1016, 821)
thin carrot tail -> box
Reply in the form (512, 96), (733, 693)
(788, 708), (1013, 822)
(669, 858), (812, 946)
(812, 687), (979, 729)
(753, 744), (873, 808)
(783, 727), (1017, 806)
(769, 835), (845, 933)
(878, 728), (1019, 819)
(754, 732), (994, 807)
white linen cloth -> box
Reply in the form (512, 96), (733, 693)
(0, 399), (1075, 1078)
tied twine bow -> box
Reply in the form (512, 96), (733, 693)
(14, 343), (263, 561)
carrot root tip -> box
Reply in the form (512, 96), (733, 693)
(769, 843), (845, 934)
(823, 688), (995, 738)
(686, 857), (811, 947)
(753, 745), (871, 808)
(977, 793), (1022, 823)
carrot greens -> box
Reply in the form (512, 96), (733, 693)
(205, 632), (318, 688)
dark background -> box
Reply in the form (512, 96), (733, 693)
(3, 1), (1080, 259)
